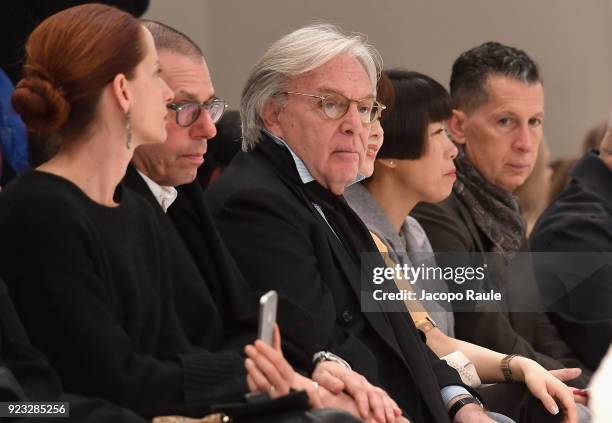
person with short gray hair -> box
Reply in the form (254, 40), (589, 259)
(240, 23), (381, 151)
(126, 20), (401, 423)
(207, 23), (493, 423)
(449, 41), (540, 113)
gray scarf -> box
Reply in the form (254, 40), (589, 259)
(453, 147), (526, 256)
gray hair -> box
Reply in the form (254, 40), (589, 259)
(450, 41), (541, 112)
(240, 23), (383, 150)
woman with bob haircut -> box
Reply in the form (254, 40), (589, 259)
(346, 70), (585, 423)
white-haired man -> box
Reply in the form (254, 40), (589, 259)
(205, 24), (497, 423)
(127, 20), (406, 422)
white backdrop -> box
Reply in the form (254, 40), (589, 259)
(145, 0), (612, 159)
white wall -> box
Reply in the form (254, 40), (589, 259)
(144, 0), (612, 159)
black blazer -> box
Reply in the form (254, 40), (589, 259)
(205, 134), (476, 423)
(531, 151), (612, 371)
(412, 190), (591, 388)
(124, 165), (314, 371)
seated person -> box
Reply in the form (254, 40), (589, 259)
(345, 70), (585, 423)
(411, 41), (591, 388)
(128, 19), (402, 423)
(0, 68), (29, 186)
(514, 141), (553, 237)
(530, 111), (612, 371)
(0, 6), (368, 422)
(196, 109), (242, 189)
(204, 22), (522, 423)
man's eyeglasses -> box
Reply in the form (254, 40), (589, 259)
(167, 97), (228, 127)
(281, 91), (385, 124)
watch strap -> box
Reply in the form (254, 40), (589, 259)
(448, 396), (481, 421)
(312, 351), (352, 370)
(501, 354), (520, 383)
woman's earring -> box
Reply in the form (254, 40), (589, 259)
(389, 160), (394, 166)
(125, 109), (132, 150)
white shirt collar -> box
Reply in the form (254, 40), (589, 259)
(136, 169), (178, 213)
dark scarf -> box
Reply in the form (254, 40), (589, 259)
(453, 147), (526, 256)
(303, 180), (377, 264)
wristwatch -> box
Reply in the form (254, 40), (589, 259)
(448, 396), (482, 421)
(312, 351), (352, 370)
(414, 316), (437, 333)
(501, 354), (521, 382)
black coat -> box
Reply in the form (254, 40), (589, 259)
(412, 188), (591, 388)
(124, 165), (313, 372)
(531, 151), (612, 371)
(205, 134), (476, 423)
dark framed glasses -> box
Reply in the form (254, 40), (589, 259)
(167, 97), (228, 127)
(282, 91), (385, 124)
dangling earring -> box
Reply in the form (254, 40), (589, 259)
(125, 109), (132, 150)
(389, 160), (394, 166)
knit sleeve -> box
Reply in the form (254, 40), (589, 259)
(0, 185), (248, 419)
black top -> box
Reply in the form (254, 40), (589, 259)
(0, 278), (147, 423)
(0, 170), (247, 419)
(205, 134), (478, 423)
(531, 151), (612, 370)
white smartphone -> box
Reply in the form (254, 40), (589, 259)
(257, 290), (278, 345)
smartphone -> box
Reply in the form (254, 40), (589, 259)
(257, 290), (278, 345)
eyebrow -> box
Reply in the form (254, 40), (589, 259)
(491, 109), (545, 118)
(430, 125), (446, 135)
(317, 86), (376, 100)
(173, 89), (216, 103)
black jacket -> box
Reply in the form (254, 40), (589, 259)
(412, 187), (591, 388)
(531, 151), (612, 370)
(205, 134), (477, 423)
(124, 165), (313, 372)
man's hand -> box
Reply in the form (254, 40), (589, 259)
(452, 403), (494, 423)
(312, 360), (402, 422)
(318, 389), (411, 423)
(448, 395), (493, 423)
